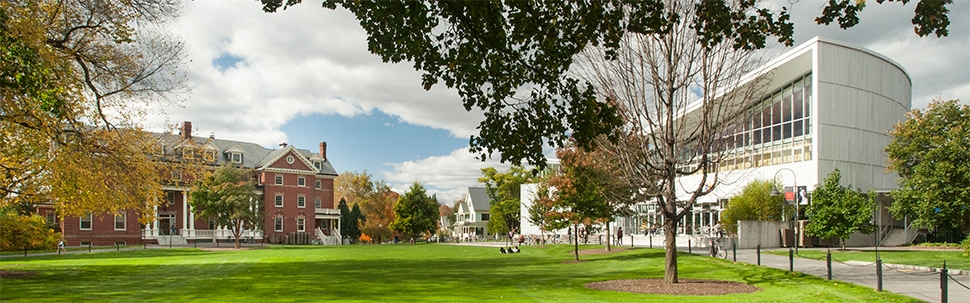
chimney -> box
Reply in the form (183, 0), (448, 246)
(319, 142), (327, 161)
(181, 121), (192, 140)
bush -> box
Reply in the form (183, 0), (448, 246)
(0, 212), (60, 251)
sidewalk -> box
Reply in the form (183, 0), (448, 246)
(678, 245), (970, 303)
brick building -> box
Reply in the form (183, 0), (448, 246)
(43, 121), (340, 246)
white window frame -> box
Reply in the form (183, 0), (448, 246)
(298, 177), (306, 187)
(314, 197), (322, 209)
(275, 194), (284, 207)
(114, 214), (126, 231)
(231, 152), (242, 163)
(80, 214), (93, 230)
(275, 216), (283, 232)
(275, 175), (283, 185)
(296, 218), (305, 232)
(297, 196), (306, 208)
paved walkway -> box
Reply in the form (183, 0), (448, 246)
(676, 245), (970, 303)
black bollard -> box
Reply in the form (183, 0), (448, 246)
(732, 239), (737, 262)
(757, 244), (761, 266)
(876, 258), (883, 291)
(116, 243), (120, 251)
(688, 239), (692, 254)
(631, 235), (634, 248)
(941, 260), (948, 303)
(826, 250), (832, 280)
(649, 235), (653, 248)
(788, 248), (794, 272)
(88, 243), (92, 253)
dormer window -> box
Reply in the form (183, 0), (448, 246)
(231, 153), (243, 164)
(204, 150), (216, 162)
(313, 161), (322, 169)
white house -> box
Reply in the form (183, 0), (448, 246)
(452, 187), (491, 240)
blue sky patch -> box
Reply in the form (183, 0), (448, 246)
(212, 53), (245, 72)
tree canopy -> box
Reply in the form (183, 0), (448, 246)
(189, 164), (263, 249)
(391, 182), (440, 238)
(804, 168), (875, 250)
(1, 0), (185, 219)
(720, 179), (784, 235)
(479, 166), (534, 235)
(886, 98), (969, 237)
(260, 0), (952, 169)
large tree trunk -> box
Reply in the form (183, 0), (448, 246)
(233, 221), (242, 249)
(606, 221), (611, 251)
(663, 214), (679, 283)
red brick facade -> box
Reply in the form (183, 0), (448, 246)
(47, 121), (339, 246)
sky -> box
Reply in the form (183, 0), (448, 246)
(146, 0), (969, 203)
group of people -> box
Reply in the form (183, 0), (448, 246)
(499, 246), (520, 254)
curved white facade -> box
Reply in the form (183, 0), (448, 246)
(636, 37), (911, 234)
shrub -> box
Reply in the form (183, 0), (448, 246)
(961, 236), (970, 257)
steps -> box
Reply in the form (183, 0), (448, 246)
(880, 228), (913, 247)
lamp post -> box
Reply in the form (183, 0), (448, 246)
(770, 168), (798, 254)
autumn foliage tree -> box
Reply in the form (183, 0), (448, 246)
(0, 211), (59, 251)
(1, 0), (185, 220)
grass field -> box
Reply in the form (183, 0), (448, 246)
(0, 244), (919, 302)
(768, 248), (970, 270)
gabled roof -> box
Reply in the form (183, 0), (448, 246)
(258, 146), (316, 172)
(152, 131), (338, 176)
(466, 187), (490, 212)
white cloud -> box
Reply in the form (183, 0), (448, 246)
(382, 148), (512, 203)
(147, 0), (483, 147)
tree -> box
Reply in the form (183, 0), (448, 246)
(261, 0), (951, 170)
(334, 171), (376, 206)
(0, 211), (59, 252)
(348, 203), (364, 242)
(479, 166), (533, 237)
(338, 198), (351, 238)
(189, 164), (263, 249)
(358, 183), (397, 243)
(886, 99), (969, 237)
(721, 179), (785, 235)
(527, 184), (567, 247)
(391, 182), (440, 239)
(1, 0), (185, 219)
(576, 1), (782, 283)
(805, 169), (875, 250)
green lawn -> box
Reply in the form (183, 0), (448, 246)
(1, 244), (918, 302)
(770, 248), (970, 270)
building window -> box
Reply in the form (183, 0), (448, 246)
(314, 197), (322, 208)
(204, 150), (216, 162)
(231, 152), (243, 163)
(314, 161), (321, 169)
(275, 216), (284, 232)
(481, 213), (489, 221)
(208, 220), (216, 230)
(80, 214), (92, 230)
(298, 196), (306, 208)
(46, 213), (56, 224)
(172, 169), (182, 181)
(114, 214), (126, 230)
(275, 175), (283, 185)
(167, 192), (176, 205)
(296, 218), (305, 232)
(314, 180), (321, 189)
(286, 155), (295, 164)
(298, 177), (306, 187)
(275, 194), (284, 207)
(114, 241), (126, 246)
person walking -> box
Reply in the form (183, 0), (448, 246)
(616, 227), (623, 245)
(57, 239), (66, 254)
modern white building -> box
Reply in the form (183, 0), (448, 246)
(626, 37), (912, 244)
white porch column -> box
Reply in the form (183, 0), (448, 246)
(182, 191), (188, 233)
(152, 206), (159, 237)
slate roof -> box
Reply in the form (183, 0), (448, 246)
(466, 187), (491, 212)
(153, 132), (337, 176)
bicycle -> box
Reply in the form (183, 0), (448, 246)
(710, 239), (728, 259)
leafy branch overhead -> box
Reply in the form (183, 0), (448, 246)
(260, 0), (950, 168)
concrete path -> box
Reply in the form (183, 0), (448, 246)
(678, 246), (970, 303)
